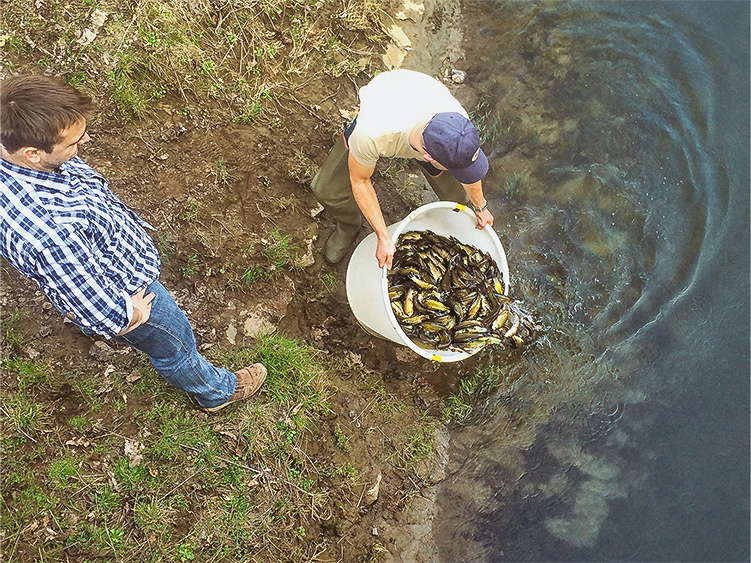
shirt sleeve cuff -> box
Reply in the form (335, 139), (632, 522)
(121, 290), (134, 330)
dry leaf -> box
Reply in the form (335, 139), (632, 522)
(348, 351), (363, 366)
(95, 380), (114, 395)
(65, 437), (91, 447)
(125, 370), (141, 383)
(124, 439), (144, 467)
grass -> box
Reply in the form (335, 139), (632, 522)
(0, 0), (385, 124)
(181, 197), (201, 223)
(0, 0), (459, 558)
(1, 393), (50, 440)
(380, 157), (411, 180)
(2, 357), (51, 388)
(221, 227), (300, 289)
(48, 454), (81, 489)
(181, 252), (200, 277)
(443, 367), (499, 424)
(263, 228), (293, 272)
(214, 159), (237, 189)
(1, 310), (26, 352)
(470, 100), (523, 152)
(287, 150), (318, 184)
(503, 172), (526, 198)
(399, 417), (437, 470)
(334, 422), (350, 452)
(0, 312), (453, 561)
(1, 330), (335, 561)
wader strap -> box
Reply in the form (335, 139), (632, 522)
(342, 118), (357, 150)
(416, 159), (444, 178)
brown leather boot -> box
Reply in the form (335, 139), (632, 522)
(204, 363), (267, 412)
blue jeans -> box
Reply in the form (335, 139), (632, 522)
(109, 280), (237, 408)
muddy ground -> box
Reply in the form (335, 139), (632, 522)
(0, 1), (498, 560)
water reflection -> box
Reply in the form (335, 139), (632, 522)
(434, 1), (750, 561)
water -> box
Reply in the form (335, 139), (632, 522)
(434, 1), (750, 561)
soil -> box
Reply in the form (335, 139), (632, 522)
(0, 1), (492, 560)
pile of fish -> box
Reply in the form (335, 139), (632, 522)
(387, 230), (527, 353)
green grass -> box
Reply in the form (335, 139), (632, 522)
(319, 272), (337, 293)
(48, 454), (81, 488)
(263, 228), (293, 271)
(2, 0), (385, 124)
(240, 264), (266, 286)
(0, 4), (437, 559)
(2, 393), (50, 439)
(379, 157), (410, 180)
(2, 357), (51, 388)
(338, 461), (360, 481)
(214, 159), (237, 188)
(287, 150), (318, 183)
(181, 252), (200, 277)
(1, 329), (443, 561)
(400, 418), (436, 470)
(334, 422), (350, 452)
(181, 198), (201, 223)
(503, 172), (526, 198)
(443, 367), (499, 424)
(1, 310), (26, 351)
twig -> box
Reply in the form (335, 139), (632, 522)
(290, 97), (327, 121)
(318, 85), (341, 106)
(351, 397), (377, 427)
(115, 13), (138, 54)
(178, 442), (262, 474)
(159, 209), (179, 235)
(103, 520), (122, 562)
(355, 482), (368, 508)
(294, 444), (321, 476)
(158, 465), (207, 502)
(16, 426), (38, 443)
(210, 214), (237, 237)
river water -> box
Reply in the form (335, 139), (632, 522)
(432, 1), (750, 561)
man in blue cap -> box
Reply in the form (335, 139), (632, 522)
(311, 69), (494, 269)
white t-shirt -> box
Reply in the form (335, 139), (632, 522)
(348, 70), (468, 169)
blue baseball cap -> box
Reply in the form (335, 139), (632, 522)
(423, 112), (489, 184)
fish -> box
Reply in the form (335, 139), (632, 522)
(403, 288), (415, 316)
(503, 313), (521, 338)
(386, 229), (531, 354)
(402, 314), (430, 325)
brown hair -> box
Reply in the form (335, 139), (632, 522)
(0, 75), (96, 153)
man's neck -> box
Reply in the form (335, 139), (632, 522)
(2, 146), (34, 170)
(408, 117), (432, 154)
(0, 146), (56, 172)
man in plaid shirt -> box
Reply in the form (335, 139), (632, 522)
(0, 75), (265, 412)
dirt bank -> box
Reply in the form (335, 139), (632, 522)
(0, 0), (495, 561)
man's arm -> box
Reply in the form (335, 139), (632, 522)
(37, 239), (149, 338)
(462, 180), (494, 229)
(348, 153), (396, 269)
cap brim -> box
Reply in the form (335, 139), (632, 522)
(448, 149), (489, 185)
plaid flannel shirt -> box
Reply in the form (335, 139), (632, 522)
(1, 156), (161, 337)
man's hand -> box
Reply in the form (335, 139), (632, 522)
(474, 208), (494, 229)
(118, 287), (155, 336)
(376, 233), (396, 269)
(461, 182), (494, 230)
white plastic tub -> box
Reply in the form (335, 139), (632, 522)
(345, 201), (510, 362)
